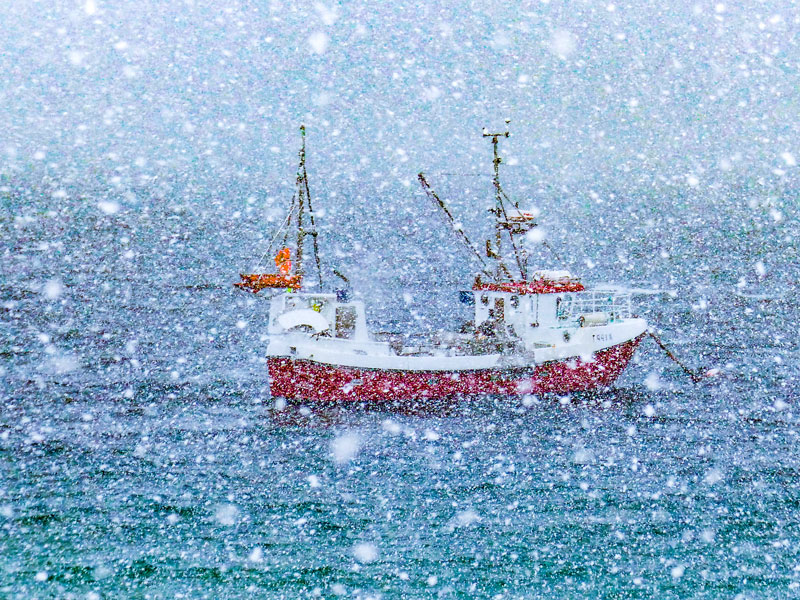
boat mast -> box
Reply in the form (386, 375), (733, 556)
(484, 119), (511, 281)
(295, 127), (306, 282)
(298, 125), (324, 288)
(233, 125), (323, 293)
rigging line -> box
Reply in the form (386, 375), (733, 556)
(499, 183), (538, 278)
(498, 258), (514, 280)
(428, 172), (491, 177)
(499, 186), (518, 209)
(279, 194), (294, 250)
(542, 240), (566, 268)
(497, 184), (568, 271)
(507, 227), (527, 280)
(485, 238), (515, 280)
(255, 196), (295, 272)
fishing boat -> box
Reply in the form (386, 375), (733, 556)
(236, 124), (647, 403)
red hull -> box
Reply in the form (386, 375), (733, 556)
(268, 337), (642, 403)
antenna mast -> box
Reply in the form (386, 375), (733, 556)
(482, 119), (531, 281)
(483, 119), (511, 280)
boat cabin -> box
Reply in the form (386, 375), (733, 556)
(268, 292), (370, 341)
(472, 272), (633, 340)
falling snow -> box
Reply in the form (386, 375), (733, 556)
(2, 0), (800, 597)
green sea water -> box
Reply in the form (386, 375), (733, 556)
(3, 329), (800, 600)
(2, 193), (799, 598)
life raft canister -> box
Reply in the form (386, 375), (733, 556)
(275, 247), (292, 275)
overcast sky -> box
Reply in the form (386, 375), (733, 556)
(1, 0), (798, 196)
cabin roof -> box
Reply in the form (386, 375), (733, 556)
(473, 280), (585, 295)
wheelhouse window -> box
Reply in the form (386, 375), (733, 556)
(556, 294), (574, 320)
(335, 306), (357, 339)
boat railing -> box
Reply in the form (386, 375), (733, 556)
(571, 291), (632, 321)
(373, 331), (480, 356)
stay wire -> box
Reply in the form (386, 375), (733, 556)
(255, 196), (295, 272)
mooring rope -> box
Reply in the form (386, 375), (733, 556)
(647, 330), (706, 383)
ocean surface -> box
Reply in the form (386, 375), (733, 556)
(2, 189), (800, 599)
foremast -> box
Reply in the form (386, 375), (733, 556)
(234, 125), (323, 293)
(295, 124), (323, 288)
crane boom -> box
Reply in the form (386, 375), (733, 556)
(417, 173), (492, 278)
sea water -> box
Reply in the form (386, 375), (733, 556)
(3, 280), (799, 599)
(2, 201), (799, 599)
